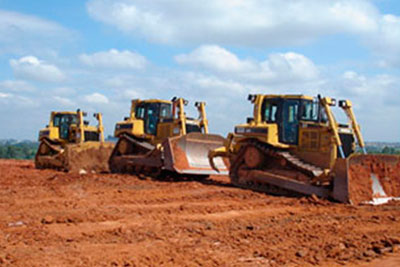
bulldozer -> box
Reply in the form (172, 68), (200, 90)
(209, 94), (400, 204)
(35, 110), (114, 173)
(108, 97), (229, 178)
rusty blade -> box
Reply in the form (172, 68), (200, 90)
(163, 132), (229, 175)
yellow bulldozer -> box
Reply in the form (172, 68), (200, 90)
(209, 94), (400, 204)
(35, 110), (114, 173)
(109, 97), (229, 177)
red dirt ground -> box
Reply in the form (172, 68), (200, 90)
(0, 159), (400, 266)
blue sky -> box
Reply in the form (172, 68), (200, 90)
(0, 0), (399, 141)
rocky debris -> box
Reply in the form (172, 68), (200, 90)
(41, 215), (54, 224)
(7, 221), (25, 227)
(296, 249), (307, 258)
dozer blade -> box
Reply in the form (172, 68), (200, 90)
(35, 139), (65, 170)
(163, 132), (229, 175)
(332, 154), (400, 205)
(64, 142), (114, 173)
(108, 134), (162, 174)
(35, 141), (114, 173)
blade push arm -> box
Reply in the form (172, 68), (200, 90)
(195, 101), (209, 134)
(172, 97), (188, 135)
(321, 97), (345, 158)
(77, 110), (85, 143)
(339, 100), (367, 154)
(94, 113), (105, 143)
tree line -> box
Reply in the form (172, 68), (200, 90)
(365, 146), (400, 155)
(0, 141), (38, 160)
(0, 141), (398, 160)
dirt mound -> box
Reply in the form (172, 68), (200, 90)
(1, 159), (400, 266)
(65, 142), (114, 173)
(348, 154), (400, 204)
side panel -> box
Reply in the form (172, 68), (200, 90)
(39, 127), (60, 141)
(235, 124), (282, 147)
(296, 125), (336, 169)
(49, 127), (60, 140)
(114, 120), (145, 138)
(156, 121), (180, 142)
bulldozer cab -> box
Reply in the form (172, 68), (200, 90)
(115, 98), (209, 144)
(39, 111), (105, 145)
(134, 101), (173, 135)
(52, 113), (79, 141)
(248, 94), (365, 161)
(261, 96), (322, 146)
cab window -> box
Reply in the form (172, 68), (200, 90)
(145, 103), (159, 135)
(160, 103), (172, 118)
(135, 105), (146, 119)
(301, 100), (319, 121)
(53, 114), (77, 126)
(54, 116), (61, 127)
(262, 99), (279, 123)
(284, 100), (299, 123)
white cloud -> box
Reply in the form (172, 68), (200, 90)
(179, 72), (246, 95)
(0, 92), (12, 98)
(260, 52), (319, 82)
(176, 45), (319, 84)
(175, 45), (256, 73)
(0, 80), (35, 92)
(339, 70), (398, 103)
(84, 93), (109, 104)
(9, 56), (66, 83)
(367, 14), (400, 67)
(0, 9), (74, 55)
(1, 55), (399, 141)
(79, 49), (148, 69)
(0, 10), (71, 40)
(53, 96), (75, 106)
(86, 0), (377, 46)
(87, 0), (400, 66)
(121, 89), (142, 99)
(331, 71), (400, 141)
(53, 87), (77, 96)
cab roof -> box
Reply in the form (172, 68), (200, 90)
(133, 99), (172, 104)
(51, 111), (79, 115)
(262, 94), (314, 101)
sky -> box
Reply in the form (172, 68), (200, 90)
(0, 0), (399, 142)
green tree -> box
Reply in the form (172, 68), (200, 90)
(381, 146), (396, 154)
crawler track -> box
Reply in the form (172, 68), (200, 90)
(230, 140), (328, 197)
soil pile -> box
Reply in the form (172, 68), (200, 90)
(0, 159), (399, 266)
(348, 154), (400, 204)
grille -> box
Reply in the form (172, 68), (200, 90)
(84, 131), (100, 142)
